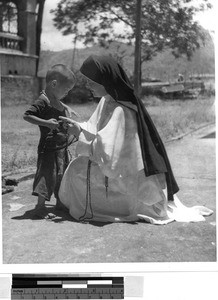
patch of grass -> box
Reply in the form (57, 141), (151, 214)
(1, 97), (215, 173)
(146, 96), (215, 141)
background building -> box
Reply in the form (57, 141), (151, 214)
(0, 0), (45, 105)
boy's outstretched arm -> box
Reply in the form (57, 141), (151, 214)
(23, 114), (59, 130)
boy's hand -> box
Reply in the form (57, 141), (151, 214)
(46, 118), (59, 130)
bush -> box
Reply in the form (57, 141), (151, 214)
(63, 71), (95, 104)
(142, 95), (163, 106)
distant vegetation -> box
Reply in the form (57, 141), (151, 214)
(38, 33), (214, 80)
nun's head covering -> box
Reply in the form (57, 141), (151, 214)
(80, 55), (135, 103)
(80, 55), (179, 200)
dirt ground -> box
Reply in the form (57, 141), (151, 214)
(1, 124), (216, 264)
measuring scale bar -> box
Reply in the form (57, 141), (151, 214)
(11, 275), (124, 299)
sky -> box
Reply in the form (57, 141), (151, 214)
(41, 0), (216, 51)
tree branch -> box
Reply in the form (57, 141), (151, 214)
(109, 8), (133, 28)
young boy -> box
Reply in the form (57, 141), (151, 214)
(23, 64), (77, 218)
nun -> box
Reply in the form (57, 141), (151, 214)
(59, 55), (212, 224)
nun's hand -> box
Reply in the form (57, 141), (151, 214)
(59, 116), (82, 138)
(59, 116), (75, 124)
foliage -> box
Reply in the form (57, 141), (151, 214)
(51, 0), (212, 62)
(62, 71), (96, 104)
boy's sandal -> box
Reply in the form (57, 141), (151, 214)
(45, 213), (63, 221)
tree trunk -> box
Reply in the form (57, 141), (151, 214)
(71, 35), (78, 70)
(36, 0), (45, 76)
(134, 0), (142, 96)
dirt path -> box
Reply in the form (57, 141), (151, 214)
(2, 125), (216, 263)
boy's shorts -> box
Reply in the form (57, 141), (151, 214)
(32, 149), (69, 201)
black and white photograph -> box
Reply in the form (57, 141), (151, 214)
(0, 0), (216, 267)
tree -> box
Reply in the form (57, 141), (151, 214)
(36, 0), (46, 75)
(51, 0), (212, 84)
(134, 0), (142, 95)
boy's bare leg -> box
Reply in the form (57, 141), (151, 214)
(35, 195), (46, 208)
(34, 195), (48, 218)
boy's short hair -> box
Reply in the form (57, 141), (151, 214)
(46, 64), (76, 86)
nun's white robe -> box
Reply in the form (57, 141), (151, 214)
(59, 95), (212, 224)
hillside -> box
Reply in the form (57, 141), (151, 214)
(38, 36), (215, 82)
(142, 38), (215, 81)
(38, 42), (134, 77)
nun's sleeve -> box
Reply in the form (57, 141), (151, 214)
(75, 97), (104, 155)
(76, 106), (125, 178)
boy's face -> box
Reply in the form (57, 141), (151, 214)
(52, 80), (75, 101)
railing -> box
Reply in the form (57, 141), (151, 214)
(0, 32), (23, 51)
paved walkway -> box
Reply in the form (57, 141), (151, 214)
(2, 125), (216, 263)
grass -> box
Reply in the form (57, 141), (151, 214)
(1, 96), (215, 174)
(145, 95), (215, 141)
